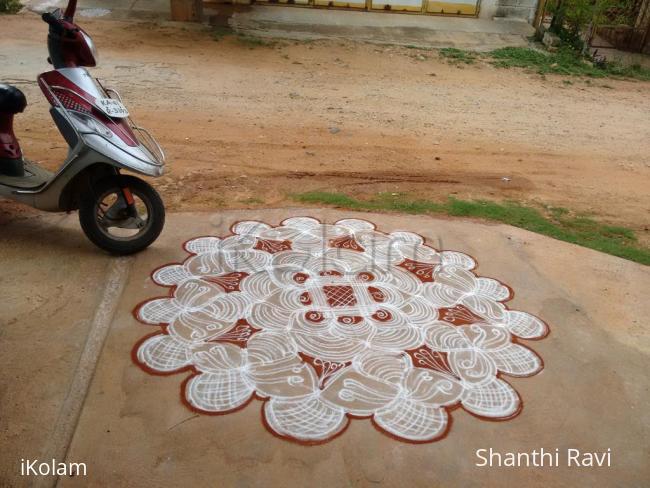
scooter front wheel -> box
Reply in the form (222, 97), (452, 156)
(79, 175), (165, 255)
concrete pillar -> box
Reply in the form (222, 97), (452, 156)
(170, 0), (203, 21)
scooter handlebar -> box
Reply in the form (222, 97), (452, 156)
(42, 12), (64, 34)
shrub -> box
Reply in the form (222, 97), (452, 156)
(0, 0), (22, 14)
(546, 0), (616, 49)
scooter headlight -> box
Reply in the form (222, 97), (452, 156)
(69, 111), (113, 139)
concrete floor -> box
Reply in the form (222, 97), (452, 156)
(0, 209), (648, 487)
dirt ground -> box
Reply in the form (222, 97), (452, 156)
(1, 14), (649, 241)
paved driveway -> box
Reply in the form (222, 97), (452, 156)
(1, 209), (648, 487)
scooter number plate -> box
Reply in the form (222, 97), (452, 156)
(96, 98), (129, 118)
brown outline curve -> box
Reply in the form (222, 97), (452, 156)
(130, 215), (550, 446)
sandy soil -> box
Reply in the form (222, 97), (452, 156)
(1, 14), (649, 241)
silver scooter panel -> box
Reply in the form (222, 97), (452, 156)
(9, 68), (166, 211)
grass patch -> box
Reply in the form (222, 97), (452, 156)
(239, 197), (264, 205)
(291, 191), (649, 265)
(236, 35), (275, 48)
(490, 46), (650, 81)
(439, 48), (478, 64)
(211, 26), (233, 42)
(0, 0), (21, 13)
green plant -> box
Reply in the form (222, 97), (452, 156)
(603, 0), (640, 25)
(489, 46), (650, 80)
(236, 35), (275, 48)
(239, 197), (264, 205)
(211, 26), (233, 42)
(546, 0), (616, 49)
(291, 191), (650, 265)
(0, 0), (21, 14)
(439, 48), (478, 64)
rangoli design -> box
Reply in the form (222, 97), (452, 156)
(133, 217), (548, 444)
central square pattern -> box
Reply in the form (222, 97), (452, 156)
(322, 285), (357, 308)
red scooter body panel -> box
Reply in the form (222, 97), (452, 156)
(0, 85), (26, 160)
(0, 114), (23, 160)
(38, 70), (139, 147)
(55, 20), (97, 68)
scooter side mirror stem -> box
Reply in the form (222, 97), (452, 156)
(64, 0), (77, 20)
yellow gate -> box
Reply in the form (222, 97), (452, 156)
(253, 0), (479, 17)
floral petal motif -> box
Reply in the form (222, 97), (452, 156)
(184, 236), (221, 255)
(439, 251), (476, 270)
(448, 350), (496, 385)
(281, 217), (321, 229)
(223, 251), (272, 273)
(167, 309), (234, 343)
(374, 400), (449, 442)
(246, 332), (297, 364)
(174, 279), (225, 308)
(371, 323), (423, 352)
(461, 377), (520, 418)
(385, 268), (423, 295)
(137, 297), (181, 324)
(398, 296), (439, 326)
(264, 395), (348, 442)
(247, 332), (318, 398)
(475, 277), (511, 301)
(239, 269), (277, 297)
(329, 234), (365, 252)
(152, 264), (192, 287)
(136, 334), (192, 372)
(488, 343), (543, 377)
(133, 217), (548, 445)
(404, 368), (463, 406)
(505, 310), (548, 339)
(292, 331), (367, 363)
(424, 322), (473, 351)
(232, 220), (272, 236)
(248, 301), (292, 331)
(461, 295), (507, 322)
(249, 356), (318, 399)
(321, 369), (399, 415)
(355, 350), (409, 384)
(421, 283), (464, 308)
(389, 231), (423, 245)
(397, 258), (437, 283)
(399, 244), (440, 264)
(191, 343), (246, 372)
(335, 218), (376, 232)
(463, 323), (511, 350)
(185, 371), (254, 413)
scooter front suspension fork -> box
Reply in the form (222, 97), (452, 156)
(121, 186), (138, 218)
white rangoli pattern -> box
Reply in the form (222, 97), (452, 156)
(133, 217), (548, 444)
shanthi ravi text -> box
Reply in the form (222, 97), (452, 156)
(475, 448), (611, 468)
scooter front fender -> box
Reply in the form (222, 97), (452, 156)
(11, 146), (159, 212)
(82, 133), (164, 178)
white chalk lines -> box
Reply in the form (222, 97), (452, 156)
(133, 217), (548, 444)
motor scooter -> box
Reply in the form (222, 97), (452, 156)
(0, 0), (165, 254)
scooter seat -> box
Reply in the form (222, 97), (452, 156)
(0, 84), (27, 114)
